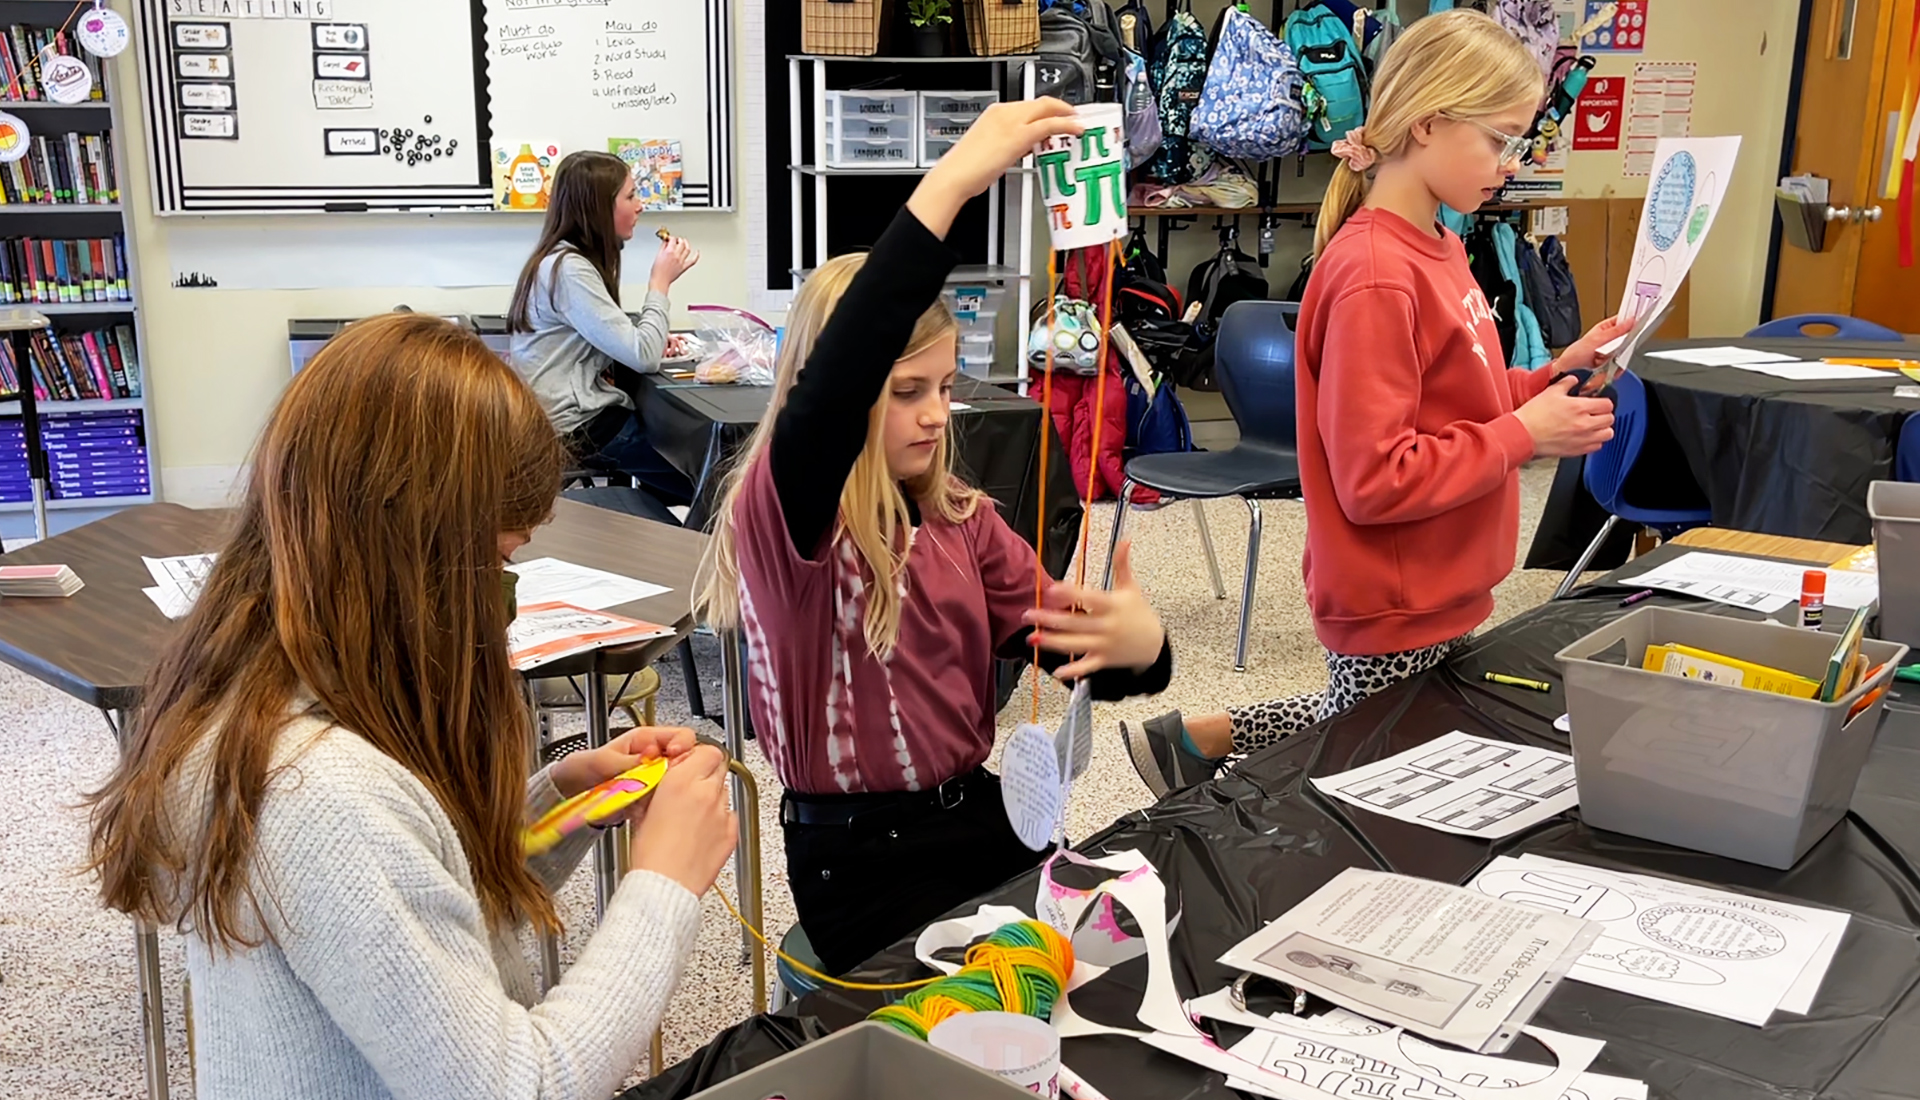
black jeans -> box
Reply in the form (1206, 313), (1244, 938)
(568, 399), (694, 507)
(781, 769), (1047, 976)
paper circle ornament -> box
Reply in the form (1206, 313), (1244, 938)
(78, 6), (131, 59)
(41, 54), (95, 105)
(0, 112), (31, 164)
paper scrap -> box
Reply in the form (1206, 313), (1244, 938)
(1002, 723), (1063, 852)
(1218, 868), (1601, 1053)
(1469, 855), (1847, 1025)
(506, 557), (669, 611)
(1624, 550), (1877, 613)
(1311, 731), (1580, 839)
(1644, 346), (1799, 366)
(1566, 1073), (1650, 1100)
(1040, 849), (1196, 1039)
(1723, 360), (1893, 381)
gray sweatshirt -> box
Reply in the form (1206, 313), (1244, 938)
(510, 248), (672, 435)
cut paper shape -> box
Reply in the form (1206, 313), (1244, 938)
(1564, 1072), (1650, 1100)
(1055, 680), (1092, 782)
(1003, 723), (1063, 852)
(1037, 849), (1197, 1039)
(929, 1012), (1060, 1097)
(915, 905), (1032, 976)
(0, 112), (30, 164)
(41, 54), (94, 105)
(1034, 103), (1129, 252)
(78, 6), (131, 58)
(1186, 990), (1390, 1038)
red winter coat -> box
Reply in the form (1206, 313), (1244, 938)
(1037, 248), (1159, 506)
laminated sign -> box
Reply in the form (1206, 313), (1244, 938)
(1035, 103), (1129, 252)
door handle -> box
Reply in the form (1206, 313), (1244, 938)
(1854, 206), (1883, 223)
(1825, 205), (1853, 221)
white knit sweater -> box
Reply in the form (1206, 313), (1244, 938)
(172, 715), (702, 1100)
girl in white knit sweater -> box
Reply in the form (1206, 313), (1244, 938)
(86, 312), (736, 1100)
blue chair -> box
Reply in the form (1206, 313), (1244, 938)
(1898, 415), (1920, 482)
(1746, 313), (1904, 341)
(771, 923), (825, 1011)
(1104, 300), (1302, 671)
(1553, 370), (1714, 597)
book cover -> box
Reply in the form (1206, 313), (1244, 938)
(492, 142), (559, 212)
(608, 138), (683, 211)
(113, 324), (138, 395)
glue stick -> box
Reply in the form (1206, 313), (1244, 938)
(1800, 570), (1826, 630)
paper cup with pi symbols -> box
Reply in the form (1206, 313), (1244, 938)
(1034, 103), (1129, 253)
(929, 1012), (1061, 1098)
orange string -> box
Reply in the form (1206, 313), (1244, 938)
(3, 4), (89, 104)
(1075, 239), (1121, 589)
(1031, 248), (1058, 725)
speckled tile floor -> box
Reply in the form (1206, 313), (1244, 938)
(0, 462), (1570, 1097)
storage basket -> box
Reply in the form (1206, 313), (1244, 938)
(964, 0), (1040, 56)
(803, 0), (891, 57)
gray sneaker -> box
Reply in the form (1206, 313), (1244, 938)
(1120, 710), (1225, 798)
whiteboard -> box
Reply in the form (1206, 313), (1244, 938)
(481, 0), (734, 210)
(139, 0), (494, 212)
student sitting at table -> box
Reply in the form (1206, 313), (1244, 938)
(510, 149), (699, 505)
(85, 312), (737, 1100)
(696, 99), (1174, 977)
(1121, 9), (1631, 797)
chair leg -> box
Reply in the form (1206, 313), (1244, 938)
(1236, 499), (1262, 673)
(1192, 498), (1227, 600)
(1102, 479), (1137, 589)
(1554, 513), (1621, 600)
(677, 637), (705, 718)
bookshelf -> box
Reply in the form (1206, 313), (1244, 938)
(0, 6), (151, 539)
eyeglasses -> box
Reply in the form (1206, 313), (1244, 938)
(1440, 114), (1534, 164)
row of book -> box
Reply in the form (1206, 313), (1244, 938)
(0, 26), (109, 104)
(0, 411), (150, 501)
(0, 324), (142, 401)
(0, 236), (132, 304)
(0, 131), (119, 206)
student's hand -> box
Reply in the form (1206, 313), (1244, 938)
(908, 98), (1082, 239)
(649, 237), (700, 294)
(1551, 314), (1636, 392)
(1515, 374), (1616, 458)
(632, 743), (737, 897)
(1024, 541), (1166, 682)
(550, 725), (698, 826)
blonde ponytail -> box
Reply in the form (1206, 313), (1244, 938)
(1312, 9), (1543, 257)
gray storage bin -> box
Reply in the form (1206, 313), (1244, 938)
(688, 1021), (1039, 1099)
(1869, 480), (1920, 646)
(1556, 606), (1907, 869)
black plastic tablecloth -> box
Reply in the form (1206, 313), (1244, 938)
(639, 374), (1083, 582)
(629, 550), (1920, 1100)
(1524, 336), (1920, 570)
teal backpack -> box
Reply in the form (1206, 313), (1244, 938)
(1283, 3), (1368, 150)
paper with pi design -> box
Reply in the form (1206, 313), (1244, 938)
(1035, 103), (1130, 251)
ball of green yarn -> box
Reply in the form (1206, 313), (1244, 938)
(869, 919), (1074, 1041)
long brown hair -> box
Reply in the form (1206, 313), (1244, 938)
(1314, 9), (1542, 256)
(697, 253), (979, 658)
(87, 313), (568, 947)
(507, 150), (633, 332)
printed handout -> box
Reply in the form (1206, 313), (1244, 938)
(1468, 855), (1847, 1025)
(506, 601), (674, 671)
(1311, 732), (1580, 839)
(142, 553), (217, 619)
(505, 557), (669, 611)
(1218, 868), (1600, 1052)
(1623, 551), (1877, 614)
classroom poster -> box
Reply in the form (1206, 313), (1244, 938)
(1575, 74), (1626, 151)
(1624, 61), (1695, 176)
(1581, 0), (1649, 52)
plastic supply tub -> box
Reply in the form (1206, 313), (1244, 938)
(1556, 605), (1906, 868)
(687, 1021), (1037, 1099)
(1869, 480), (1920, 646)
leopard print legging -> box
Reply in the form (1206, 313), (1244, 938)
(1227, 635), (1469, 753)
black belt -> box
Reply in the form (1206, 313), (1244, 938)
(780, 768), (989, 828)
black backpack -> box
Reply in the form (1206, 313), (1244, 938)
(1538, 236), (1583, 348)
(1186, 233), (1269, 329)
(1113, 0), (1155, 54)
(1463, 223), (1518, 363)
(1284, 254), (1313, 302)
(1036, 5), (1125, 105)
(1516, 234), (1579, 348)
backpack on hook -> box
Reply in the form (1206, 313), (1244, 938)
(1283, 1), (1369, 151)
(1493, 0), (1561, 82)
(1141, 3), (1214, 183)
(1191, 6), (1310, 160)
(1035, 3), (1125, 105)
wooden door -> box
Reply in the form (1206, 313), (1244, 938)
(1771, 0), (1920, 328)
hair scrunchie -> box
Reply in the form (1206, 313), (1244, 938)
(1330, 128), (1377, 172)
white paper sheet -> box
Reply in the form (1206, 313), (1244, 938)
(142, 585), (195, 620)
(1002, 723), (1063, 852)
(1468, 856), (1846, 1025)
(141, 553), (217, 619)
(1644, 346), (1798, 366)
(1624, 551), (1878, 613)
(1310, 732), (1580, 839)
(1039, 848), (1198, 1039)
(1564, 1073), (1649, 1100)
(1218, 868), (1601, 1052)
(1723, 360), (1893, 381)
(506, 557), (669, 611)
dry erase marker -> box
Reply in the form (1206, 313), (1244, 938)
(1619, 589), (1654, 607)
(1484, 671), (1552, 692)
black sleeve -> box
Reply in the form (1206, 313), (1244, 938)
(995, 631), (1176, 702)
(769, 208), (958, 557)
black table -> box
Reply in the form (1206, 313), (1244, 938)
(1525, 335), (1920, 571)
(639, 374), (1084, 580)
(633, 546), (1920, 1100)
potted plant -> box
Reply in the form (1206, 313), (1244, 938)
(905, 0), (952, 56)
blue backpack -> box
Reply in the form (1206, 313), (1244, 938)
(1283, 3), (1368, 150)
(1190, 8), (1309, 161)
(1142, 6), (1213, 184)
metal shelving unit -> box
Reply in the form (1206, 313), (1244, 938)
(0, 13), (154, 538)
(787, 54), (1039, 392)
